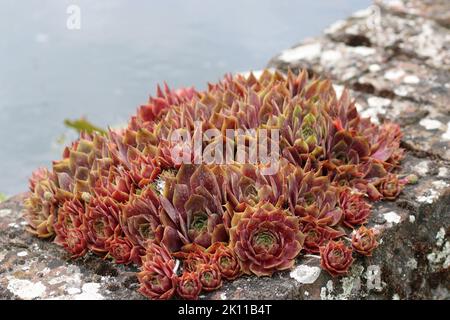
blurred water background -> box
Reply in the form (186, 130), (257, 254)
(0, 0), (371, 195)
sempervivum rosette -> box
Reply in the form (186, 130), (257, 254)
(54, 198), (88, 258)
(375, 173), (406, 200)
(300, 219), (345, 254)
(197, 263), (223, 291)
(120, 188), (163, 249)
(106, 233), (142, 265)
(173, 243), (211, 272)
(158, 164), (228, 252)
(287, 164), (342, 227)
(320, 240), (354, 277)
(229, 203), (305, 276)
(24, 168), (57, 238)
(352, 226), (379, 256)
(207, 242), (241, 280)
(339, 188), (372, 228)
(138, 243), (178, 300)
(177, 272), (202, 300)
(84, 196), (120, 255)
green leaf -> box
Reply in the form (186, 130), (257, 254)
(0, 193), (7, 203)
(64, 118), (107, 135)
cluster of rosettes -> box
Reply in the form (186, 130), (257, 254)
(25, 70), (410, 299)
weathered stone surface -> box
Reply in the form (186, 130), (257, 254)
(375, 0), (450, 28)
(0, 0), (449, 300)
(349, 90), (450, 161)
(264, 0), (450, 300)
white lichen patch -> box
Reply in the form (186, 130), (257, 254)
(367, 96), (391, 110)
(369, 64), (381, 72)
(7, 278), (47, 299)
(0, 209), (12, 218)
(17, 251), (28, 257)
(384, 69), (405, 81)
(417, 189), (440, 204)
(48, 265), (83, 288)
(414, 160), (430, 176)
(442, 122), (450, 141)
(289, 265), (321, 284)
(279, 43), (321, 63)
(432, 180), (449, 190)
(383, 211), (401, 224)
(359, 96), (391, 123)
(406, 258), (418, 270)
(392, 293), (400, 300)
(402, 75), (420, 84)
(348, 46), (375, 56)
(409, 215), (416, 223)
(66, 287), (81, 295)
(365, 265), (383, 292)
(435, 228), (446, 247)
(321, 265), (365, 300)
(419, 118), (443, 130)
(438, 167), (449, 178)
(427, 228), (450, 271)
(73, 283), (104, 300)
(320, 50), (343, 64)
(394, 86), (409, 97)
(220, 293), (227, 300)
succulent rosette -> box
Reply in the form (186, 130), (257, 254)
(138, 244), (178, 300)
(288, 165), (342, 227)
(226, 163), (289, 209)
(229, 203), (305, 276)
(84, 196), (120, 254)
(54, 198), (88, 258)
(158, 164), (228, 252)
(277, 98), (329, 167)
(120, 189), (163, 249)
(328, 127), (370, 166)
(370, 122), (404, 168)
(339, 188), (372, 228)
(207, 242), (241, 280)
(352, 226), (379, 256)
(106, 233), (142, 265)
(375, 173), (405, 200)
(197, 263), (223, 291)
(300, 219), (345, 254)
(172, 243), (211, 272)
(177, 272), (202, 300)
(320, 240), (354, 277)
(24, 168), (57, 238)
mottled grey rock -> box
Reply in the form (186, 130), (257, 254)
(375, 0), (450, 28)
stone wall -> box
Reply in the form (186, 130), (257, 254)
(0, 0), (448, 300)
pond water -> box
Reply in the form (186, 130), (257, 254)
(0, 0), (371, 195)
